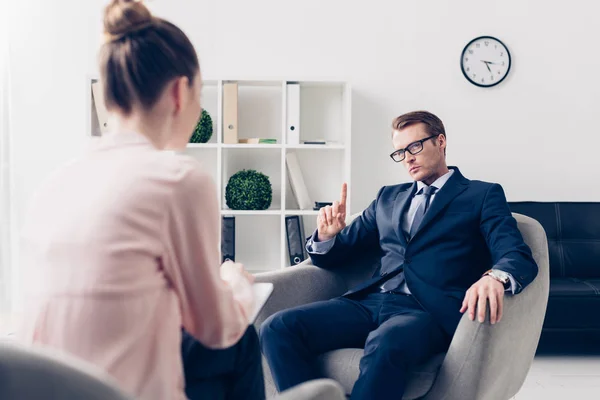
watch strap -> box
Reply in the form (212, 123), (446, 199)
(483, 269), (510, 289)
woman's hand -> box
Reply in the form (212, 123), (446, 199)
(220, 261), (254, 285)
(220, 261), (255, 321)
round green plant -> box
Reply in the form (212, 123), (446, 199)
(190, 109), (213, 143)
(225, 169), (273, 210)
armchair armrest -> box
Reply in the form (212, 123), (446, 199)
(424, 213), (550, 400)
(253, 260), (348, 327)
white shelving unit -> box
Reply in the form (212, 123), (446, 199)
(89, 78), (351, 273)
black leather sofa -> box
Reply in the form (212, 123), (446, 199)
(508, 202), (600, 333)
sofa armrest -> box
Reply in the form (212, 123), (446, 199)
(253, 260), (348, 327)
(424, 215), (550, 400)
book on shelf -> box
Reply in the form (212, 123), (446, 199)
(300, 139), (339, 145)
(285, 152), (312, 210)
(238, 138), (278, 144)
(223, 82), (238, 144)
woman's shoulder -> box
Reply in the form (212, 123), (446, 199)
(151, 151), (215, 187)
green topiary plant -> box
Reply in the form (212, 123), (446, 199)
(225, 169), (273, 210)
(190, 109), (213, 143)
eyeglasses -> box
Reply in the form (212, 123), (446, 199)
(389, 134), (440, 163)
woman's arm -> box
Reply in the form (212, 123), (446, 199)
(163, 160), (253, 349)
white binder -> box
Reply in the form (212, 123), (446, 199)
(91, 81), (110, 135)
(286, 83), (300, 145)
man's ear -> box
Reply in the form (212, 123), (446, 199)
(438, 134), (447, 149)
(438, 134), (448, 157)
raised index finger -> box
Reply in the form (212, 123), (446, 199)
(339, 182), (348, 208)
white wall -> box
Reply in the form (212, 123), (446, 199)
(1, 0), (12, 315)
(7, 0), (600, 302)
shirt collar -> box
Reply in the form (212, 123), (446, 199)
(416, 169), (454, 193)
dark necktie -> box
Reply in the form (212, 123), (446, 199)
(408, 185), (437, 239)
(379, 185), (438, 293)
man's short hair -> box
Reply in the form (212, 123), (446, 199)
(392, 111), (446, 139)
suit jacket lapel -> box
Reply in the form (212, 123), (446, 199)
(392, 183), (416, 246)
(410, 168), (469, 241)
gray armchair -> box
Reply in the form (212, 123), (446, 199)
(0, 342), (133, 400)
(255, 213), (550, 400)
(0, 341), (345, 400)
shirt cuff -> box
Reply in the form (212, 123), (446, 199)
(306, 230), (336, 255)
(494, 269), (520, 295)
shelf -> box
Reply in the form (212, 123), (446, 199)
(284, 210), (319, 215)
(187, 143), (219, 148)
(221, 214), (281, 272)
(222, 148), (282, 210)
(220, 210), (320, 216)
(221, 210), (282, 215)
(299, 84), (346, 144)
(285, 149), (345, 211)
(224, 80), (283, 87)
(238, 84), (282, 142)
(295, 81), (346, 88)
(187, 143), (343, 150)
(87, 78), (350, 273)
(285, 144), (345, 150)
(221, 144), (282, 149)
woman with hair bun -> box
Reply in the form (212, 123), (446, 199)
(19, 1), (264, 399)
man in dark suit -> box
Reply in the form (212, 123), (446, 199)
(259, 111), (538, 399)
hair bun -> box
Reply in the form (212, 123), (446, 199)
(104, 0), (153, 42)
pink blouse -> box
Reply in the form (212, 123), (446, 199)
(19, 132), (251, 400)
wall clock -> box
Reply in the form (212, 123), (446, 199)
(461, 36), (511, 87)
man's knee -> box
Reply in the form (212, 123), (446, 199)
(364, 325), (429, 364)
(258, 309), (301, 347)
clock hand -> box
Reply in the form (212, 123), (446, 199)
(481, 60), (492, 73)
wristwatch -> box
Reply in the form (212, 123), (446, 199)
(483, 269), (511, 290)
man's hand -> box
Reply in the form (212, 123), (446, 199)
(460, 276), (505, 324)
(317, 183), (347, 241)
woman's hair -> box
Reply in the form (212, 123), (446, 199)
(99, 0), (199, 114)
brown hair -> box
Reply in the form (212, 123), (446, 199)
(99, 0), (199, 114)
(391, 111), (446, 139)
